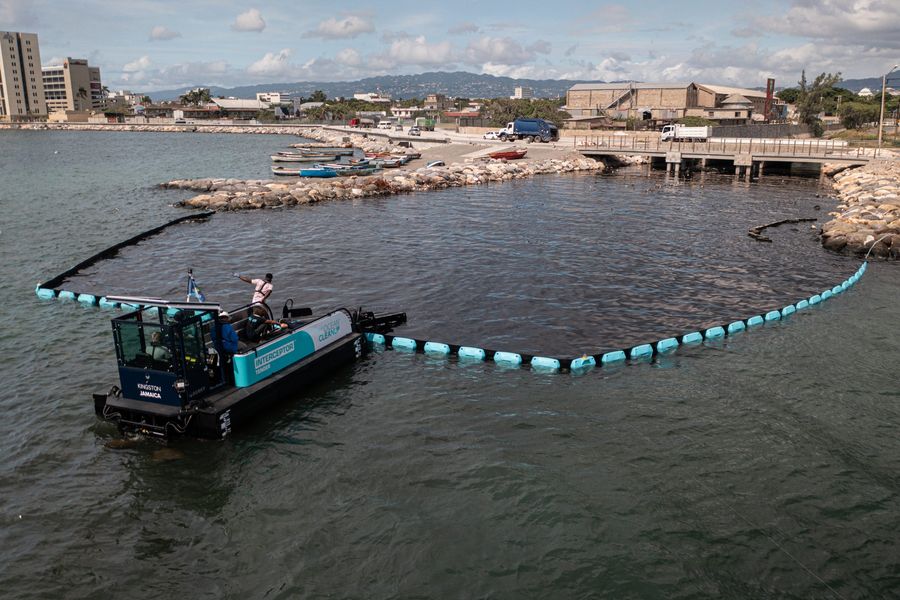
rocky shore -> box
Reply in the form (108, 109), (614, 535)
(164, 155), (604, 211)
(0, 122), (316, 135)
(821, 160), (900, 259)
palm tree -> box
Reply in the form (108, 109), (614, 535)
(76, 86), (89, 110)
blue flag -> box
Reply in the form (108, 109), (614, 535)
(187, 272), (206, 302)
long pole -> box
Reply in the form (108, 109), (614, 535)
(878, 65), (899, 149)
(878, 73), (887, 149)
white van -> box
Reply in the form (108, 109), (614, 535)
(377, 120), (394, 130)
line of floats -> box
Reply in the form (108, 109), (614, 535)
(33, 210), (868, 439)
(365, 261), (868, 373)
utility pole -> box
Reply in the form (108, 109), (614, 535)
(878, 64), (899, 149)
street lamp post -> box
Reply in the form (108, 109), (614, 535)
(877, 64), (899, 150)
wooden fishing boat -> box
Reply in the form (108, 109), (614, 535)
(271, 154), (338, 163)
(271, 166), (338, 177)
(489, 149), (527, 160)
(374, 158), (404, 168)
(288, 144), (354, 155)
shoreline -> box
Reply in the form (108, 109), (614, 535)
(159, 124), (605, 210)
(11, 122), (899, 260)
(821, 160), (900, 259)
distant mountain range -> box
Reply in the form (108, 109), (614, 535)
(146, 71), (888, 102)
(148, 71), (596, 101)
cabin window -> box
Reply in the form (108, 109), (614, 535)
(115, 321), (147, 367)
(179, 322), (205, 367)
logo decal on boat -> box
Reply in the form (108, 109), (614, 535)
(137, 382), (162, 400)
(254, 341), (295, 375)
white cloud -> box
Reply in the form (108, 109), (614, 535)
(762, 0), (900, 48)
(0, 0), (38, 26)
(149, 25), (180, 41)
(335, 48), (362, 67)
(448, 21), (480, 35)
(304, 15), (374, 39)
(123, 56), (152, 72)
(232, 8), (266, 33)
(381, 35), (455, 66)
(463, 36), (538, 66)
(248, 48), (293, 76)
(528, 40), (552, 55)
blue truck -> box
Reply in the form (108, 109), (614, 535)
(499, 118), (559, 143)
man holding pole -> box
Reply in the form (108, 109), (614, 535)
(236, 272), (274, 308)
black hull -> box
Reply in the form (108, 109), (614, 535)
(95, 333), (363, 440)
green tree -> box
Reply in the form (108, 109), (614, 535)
(481, 98), (569, 127)
(777, 87), (801, 103)
(140, 95), (152, 104)
(310, 90), (327, 102)
(179, 88), (211, 106)
(795, 70), (842, 137)
(676, 116), (717, 126)
(839, 102), (880, 129)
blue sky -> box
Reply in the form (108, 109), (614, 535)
(2, 0), (898, 92)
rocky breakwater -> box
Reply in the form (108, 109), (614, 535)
(821, 160), (900, 259)
(163, 155), (604, 212)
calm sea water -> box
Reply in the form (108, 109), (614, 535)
(1, 130), (898, 599)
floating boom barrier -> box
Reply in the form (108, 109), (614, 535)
(34, 210), (868, 375)
(363, 262), (868, 374)
(34, 211), (215, 309)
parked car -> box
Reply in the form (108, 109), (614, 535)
(394, 124), (403, 131)
(483, 130), (501, 140)
(408, 126), (421, 136)
(174, 118), (187, 124)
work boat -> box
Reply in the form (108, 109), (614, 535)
(93, 297), (405, 440)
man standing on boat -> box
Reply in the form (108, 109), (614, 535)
(237, 272), (274, 308)
(212, 310), (240, 384)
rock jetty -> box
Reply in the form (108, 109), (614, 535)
(821, 160), (900, 258)
(163, 156), (604, 211)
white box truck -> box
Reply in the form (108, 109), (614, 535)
(660, 125), (711, 142)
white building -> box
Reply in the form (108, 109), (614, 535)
(257, 91), (291, 104)
(391, 105), (423, 119)
(353, 92), (391, 103)
(212, 98), (267, 119)
(42, 58), (103, 113)
(511, 86), (534, 100)
(858, 87), (874, 98)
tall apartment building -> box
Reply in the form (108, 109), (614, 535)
(511, 86), (534, 100)
(43, 58), (103, 113)
(0, 31), (47, 121)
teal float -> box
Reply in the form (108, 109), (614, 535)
(424, 341), (451, 355)
(494, 351), (522, 365)
(458, 346), (486, 360)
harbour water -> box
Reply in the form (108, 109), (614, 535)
(1, 130), (898, 599)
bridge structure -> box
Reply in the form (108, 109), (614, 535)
(573, 135), (880, 179)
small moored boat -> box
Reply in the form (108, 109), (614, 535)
(271, 166), (338, 177)
(488, 149), (527, 160)
(289, 145), (354, 155)
(271, 153), (338, 162)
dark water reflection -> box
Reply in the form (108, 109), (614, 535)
(1, 131), (898, 599)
